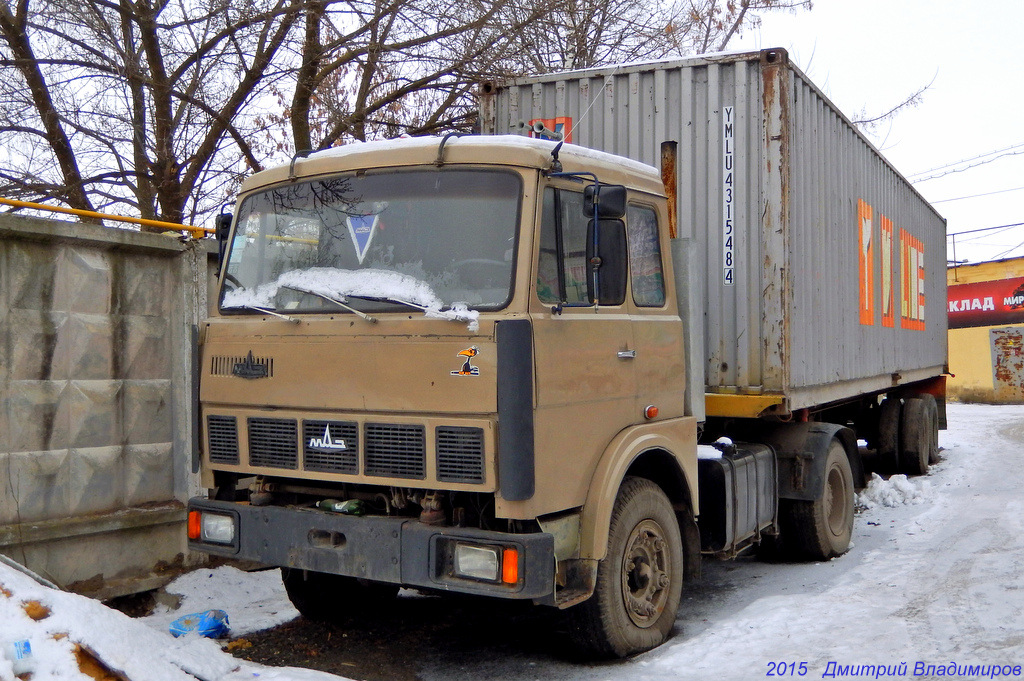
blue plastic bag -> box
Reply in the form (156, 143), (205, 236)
(169, 609), (230, 638)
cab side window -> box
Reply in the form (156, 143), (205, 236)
(626, 204), (666, 307)
(537, 187), (590, 305)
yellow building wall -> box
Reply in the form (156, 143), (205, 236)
(947, 257), (1024, 403)
(948, 258), (1024, 285)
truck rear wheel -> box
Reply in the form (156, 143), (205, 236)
(899, 395), (937, 475)
(567, 477), (684, 659)
(281, 568), (399, 621)
(784, 439), (854, 560)
(923, 396), (940, 465)
(876, 398), (901, 472)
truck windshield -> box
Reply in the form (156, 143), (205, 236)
(220, 168), (521, 317)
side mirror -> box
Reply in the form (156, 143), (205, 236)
(214, 212), (232, 275)
(583, 183), (627, 219)
(586, 218), (627, 305)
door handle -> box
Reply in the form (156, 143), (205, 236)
(617, 350), (637, 359)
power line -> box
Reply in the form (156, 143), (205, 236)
(946, 221), (1024, 238)
(931, 185), (1024, 204)
(991, 239), (1024, 260)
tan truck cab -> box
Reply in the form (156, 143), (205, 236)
(188, 135), (702, 658)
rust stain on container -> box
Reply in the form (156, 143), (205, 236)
(660, 141), (678, 239)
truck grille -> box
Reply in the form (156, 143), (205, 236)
(207, 415), (485, 485)
(364, 423), (426, 479)
(207, 415), (239, 464)
(248, 417), (298, 469)
(436, 426), (485, 483)
(303, 420), (358, 474)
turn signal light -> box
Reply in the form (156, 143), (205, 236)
(644, 405), (659, 419)
(501, 548), (519, 584)
(187, 510), (201, 540)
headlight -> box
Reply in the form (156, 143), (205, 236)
(454, 544), (499, 581)
(189, 511), (235, 545)
(451, 543), (519, 584)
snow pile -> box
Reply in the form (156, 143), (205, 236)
(222, 267), (440, 310)
(222, 266), (480, 330)
(0, 560), (344, 681)
(697, 438), (734, 460)
(309, 134), (661, 177)
(856, 472), (930, 509)
(141, 566), (299, 638)
(696, 446), (722, 460)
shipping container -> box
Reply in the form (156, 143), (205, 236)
(481, 48), (948, 419)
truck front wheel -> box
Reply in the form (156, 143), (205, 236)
(783, 439), (854, 560)
(281, 568), (399, 621)
(568, 476), (684, 659)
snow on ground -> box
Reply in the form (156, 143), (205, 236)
(0, 560), (331, 681)
(1, 403), (1023, 680)
(140, 566), (299, 639)
(641, 403), (1024, 680)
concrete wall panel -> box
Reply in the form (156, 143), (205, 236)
(0, 213), (214, 597)
(0, 450), (72, 523)
(68, 446), (125, 515)
(124, 443), (175, 506)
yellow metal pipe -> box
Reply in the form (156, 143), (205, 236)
(0, 196), (213, 238)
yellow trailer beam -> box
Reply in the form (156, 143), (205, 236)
(705, 393), (787, 418)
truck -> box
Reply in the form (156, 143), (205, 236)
(186, 49), (947, 658)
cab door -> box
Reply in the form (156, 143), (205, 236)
(624, 201), (687, 420)
(526, 184), (638, 514)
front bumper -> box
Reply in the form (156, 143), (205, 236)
(187, 498), (555, 601)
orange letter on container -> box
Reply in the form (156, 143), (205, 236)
(858, 199), (875, 326)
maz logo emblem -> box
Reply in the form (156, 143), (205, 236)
(308, 425), (347, 452)
(232, 351), (271, 379)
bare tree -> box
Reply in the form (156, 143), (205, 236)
(0, 0), (303, 227)
(490, 0), (811, 76)
(851, 77), (933, 140)
(0, 0), (816, 229)
(275, 0), (555, 152)
(0, 0), (558, 224)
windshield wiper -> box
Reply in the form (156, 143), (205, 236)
(342, 293), (427, 313)
(236, 305), (301, 324)
(279, 284), (378, 323)
(343, 294), (478, 326)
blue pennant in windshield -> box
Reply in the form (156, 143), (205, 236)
(346, 213), (380, 264)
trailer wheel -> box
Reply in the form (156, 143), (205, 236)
(919, 394), (941, 464)
(899, 396), (937, 475)
(786, 439), (854, 560)
(281, 568), (399, 621)
(876, 398), (901, 472)
(568, 477), (684, 659)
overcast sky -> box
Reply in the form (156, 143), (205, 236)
(731, 0), (1024, 265)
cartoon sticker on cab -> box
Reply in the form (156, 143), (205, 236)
(451, 346), (480, 376)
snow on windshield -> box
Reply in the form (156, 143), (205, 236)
(222, 266), (480, 330)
